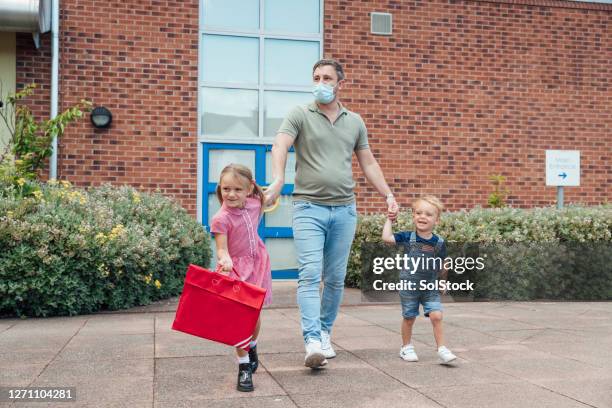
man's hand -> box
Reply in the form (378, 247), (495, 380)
(387, 195), (399, 221)
(264, 178), (283, 208)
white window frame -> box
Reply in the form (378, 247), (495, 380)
(197, 0), (324, 145)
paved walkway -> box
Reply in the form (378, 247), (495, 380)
(1, 282), (611, 407)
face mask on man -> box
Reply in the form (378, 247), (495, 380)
(312, 82), (336, 104)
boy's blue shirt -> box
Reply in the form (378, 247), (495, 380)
(393, 231), (447, 259)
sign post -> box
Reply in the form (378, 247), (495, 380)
(545, 150), (580, 209)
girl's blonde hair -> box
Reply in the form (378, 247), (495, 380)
(216, 164), (265, 210)
(412, 195), (444, 219)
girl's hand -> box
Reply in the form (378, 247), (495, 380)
(217, 255), (233, 274)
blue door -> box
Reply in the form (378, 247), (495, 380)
(202, 142), (298, 279)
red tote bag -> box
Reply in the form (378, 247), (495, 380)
(172, 264), (266, 350)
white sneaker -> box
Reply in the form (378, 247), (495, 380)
(304, 340), (327, 369)
(321, 331), (337, 359)
(438, 346), (457, 364)
(399, 344), (419, 362)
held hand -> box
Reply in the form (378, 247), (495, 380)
(264, 178), (282, 207)
(387, 196), (399, 221)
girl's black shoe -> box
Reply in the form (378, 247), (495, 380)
(248, 345), (259, 373)
(236, 363), (254, 392)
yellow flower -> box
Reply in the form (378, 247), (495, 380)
(144, 274), (152, 284)
(14, 159), (24, 166)
(132, 193), (141, 204)
(154, 280), (162, 289)
(6, 211), (13, 217)
(95, 232), (107, 243)
(108, 224), (125, 240)
(16, 178), (26, 187)
(48, 179), (58, 186)
(60, 180), (71, 188)
(33, 191), (43, 200)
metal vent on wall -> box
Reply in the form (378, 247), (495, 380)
(371, 12), (392, 35)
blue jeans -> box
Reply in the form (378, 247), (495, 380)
(292, 201), (358, 344)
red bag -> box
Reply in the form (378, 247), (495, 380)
(172, 264), (266, 350)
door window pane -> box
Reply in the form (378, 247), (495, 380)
(264, 195), (293, 227)
(264, 0), (320, 34)
(208, 193), (222, 223)
(209, 149), (256, 181)
(202, 88), (258, 138)
(265, 238), (298, 270)
(264, 39), (319, 87)
(203, 0), (259, 31)
(264, 91), (312, 138)
(202, 35), (259, 84)
(266, 150), (296, 184)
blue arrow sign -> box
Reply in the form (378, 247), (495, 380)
(558, 172), (567, 179)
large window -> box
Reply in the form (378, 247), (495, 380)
(200, 0), (322, 143)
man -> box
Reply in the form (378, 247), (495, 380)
(266, 59), (399, 369)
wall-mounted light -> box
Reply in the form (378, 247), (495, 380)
(90, 106), (112, 128)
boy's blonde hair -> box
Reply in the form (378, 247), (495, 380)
(412, 195), (444, 218)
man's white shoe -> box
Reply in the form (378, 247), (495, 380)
(304, 340), (327, 368)
(438, 346), (457, 364)
(321, 331), (336, 359)
(399, 344), (419, 362)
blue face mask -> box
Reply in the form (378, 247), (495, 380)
(312, 82), (336, 104)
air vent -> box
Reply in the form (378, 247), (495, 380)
(371, 12), (392, 35)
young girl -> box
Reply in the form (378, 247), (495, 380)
(210, 164), (272, 392)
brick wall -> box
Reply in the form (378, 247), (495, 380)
(335, 0), (611, 213)
(17, 0), (200, 214)
(16, 0), (611, 216)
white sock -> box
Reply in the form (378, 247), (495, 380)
(238, 355), (250, 364)
(249, 340), (257, 348)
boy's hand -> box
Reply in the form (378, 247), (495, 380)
(387, 195), (399, 221)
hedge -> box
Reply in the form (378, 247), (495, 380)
(0, 182), (211, 317)
(348, 205), (612, 300)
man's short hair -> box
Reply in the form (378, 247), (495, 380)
(312, 58), (345, 81)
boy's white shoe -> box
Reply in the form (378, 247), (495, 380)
(399, 344), (419, 362)
(321, 331), (336, 359)
(438, 346), (457, 364)
(304, 340), (327, 368)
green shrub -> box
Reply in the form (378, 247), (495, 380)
(0, 181), (211, 317)
(348, 206), (612, 300)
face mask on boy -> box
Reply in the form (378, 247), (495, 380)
(312, 82), (336, 104)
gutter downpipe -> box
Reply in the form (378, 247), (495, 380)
(49, 0), (59, 179)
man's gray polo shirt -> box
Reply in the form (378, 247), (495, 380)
(278, 102), (369, 205)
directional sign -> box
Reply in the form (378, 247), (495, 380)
(546, 150), (580, 186)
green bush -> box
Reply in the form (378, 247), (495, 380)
(348, 206), (612, 300)
(0, 181), (211, 317)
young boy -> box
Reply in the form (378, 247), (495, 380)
(382, 195), (457, 364)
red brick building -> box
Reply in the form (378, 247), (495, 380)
(3, 0), (611, 274)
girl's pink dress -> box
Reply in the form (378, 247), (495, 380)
(210, 197), (272, 306)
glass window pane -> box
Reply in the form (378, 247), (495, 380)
(264, 91), (312, 138)
(208, 149), (256, 181)
(264, 195), (293, 227)
(266, 150), (296, 184)
(265, 238), (298, 270)
(202, 35), (259, 84)
(202, 88), (258, 138)
(203, 0), (259, 31)
(264, 39), (319, 87)
(264, 0), (320, 34)
(208, 193), (222, 224)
